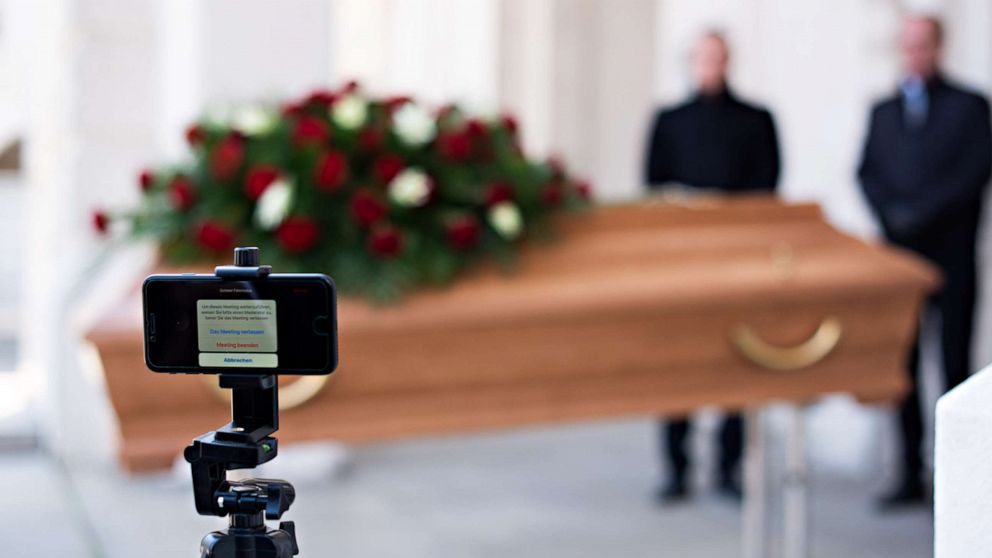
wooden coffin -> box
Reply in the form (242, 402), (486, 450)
(87, 196), (939, 471)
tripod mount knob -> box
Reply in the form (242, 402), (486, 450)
(233, 246), (260, 267)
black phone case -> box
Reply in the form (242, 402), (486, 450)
(142, 273), (338, 375)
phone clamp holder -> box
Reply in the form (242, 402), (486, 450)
(183, 247), (299, 557)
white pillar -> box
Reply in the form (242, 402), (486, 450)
(200, 0), (333, 106)
(591, 0), (657, 201)
(21, 0), (77, 448)
(22, 0), (166, 457)
(500, 0), (656, 201)
(498, 0), (555, 156)
(333, 0), (497, 110)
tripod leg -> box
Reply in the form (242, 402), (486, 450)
(782, 405), (809, 558)
(742, 408), (769, 558)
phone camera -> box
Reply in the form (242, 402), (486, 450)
(175, 315), (191, 331)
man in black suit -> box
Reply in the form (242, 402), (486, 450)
(644, 31), (780, 503)
(858, 15), (992, 508)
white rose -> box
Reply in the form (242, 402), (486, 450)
(388, 168), (432, 207)
(392, 102), (436, 146)
(331, 93), (368, 131)
(233, 104), (278, 136)
(488, 202), (523, 240)
(202, 104), (231, 127)
(254, 178), (294, 230)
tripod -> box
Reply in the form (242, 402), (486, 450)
(182, 248), (300, 557)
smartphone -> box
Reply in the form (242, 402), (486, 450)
(143, 274), (338, 375)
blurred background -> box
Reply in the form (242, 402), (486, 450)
(2, 0), (992, 556)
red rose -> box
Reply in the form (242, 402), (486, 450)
(542, 181), (564, 206)
(305, 89), (337, 108)
(437, 130), (473, 161)
(372, 154), (405, 184)
(185, 124), (205, 147)
(446, 214), (481, 250)
(358, 127), (385, 151)
(385, 95), (412, 113)
(276, 216), (320, 253)
(465, 118), (487, 139)
(92, 210), (109, 234)
(293, 116), (329, 146)
(244, 165), (281, 201)
(350, 190), (387, 226)
(368, 225), (403, 258)
(168, 175), (196, 211)
(314, 151), (349, 191)
(484, 182), (514, 206)
(195, 221), (236, 253)
(281, 101), (305, 118)
(575, 180), (593, 200)
(210, 134), (244, 181)
(139, 169), (155, 192)
(501, 114), (518, 135)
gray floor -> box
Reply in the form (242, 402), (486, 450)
(1, 419), (930, 558)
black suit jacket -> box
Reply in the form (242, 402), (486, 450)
(858, 75), (992, 254)
(645, 90), (780, 192)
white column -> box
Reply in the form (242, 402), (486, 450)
(23, 0), (166, 457)
(200, 0), (333, 107)
(332, 0), (392, 91)
(497, 0), (555, 156)
(333, 0), (497, 109)
(591, 0), (657, 201)
(21, 0), (77, 448)
(157, 0), (204, 159)
(500, 0), (656, 201)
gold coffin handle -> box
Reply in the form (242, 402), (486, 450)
(204, 375), (330, 411)
(730, 317), (843, 371)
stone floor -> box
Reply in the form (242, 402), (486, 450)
(1, 418), (931, 558)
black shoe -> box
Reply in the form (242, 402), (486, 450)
(655, 477), (689, 505)
(717, 474), (743, 502)
(876, 478), (926, 511)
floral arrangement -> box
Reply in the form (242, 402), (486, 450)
(94, 82), (590, 301)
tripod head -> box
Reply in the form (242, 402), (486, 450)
(180, 248), (301, 557)
(221, 478), (296, 521)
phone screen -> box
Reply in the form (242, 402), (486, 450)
(143, 274), (337, 375)
(196, 299), (279, 367)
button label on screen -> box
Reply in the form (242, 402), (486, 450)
(199, 353), (278, 368)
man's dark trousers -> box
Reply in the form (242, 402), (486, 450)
(893, 217), (978, 483)
(663, 415), (743, 484)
